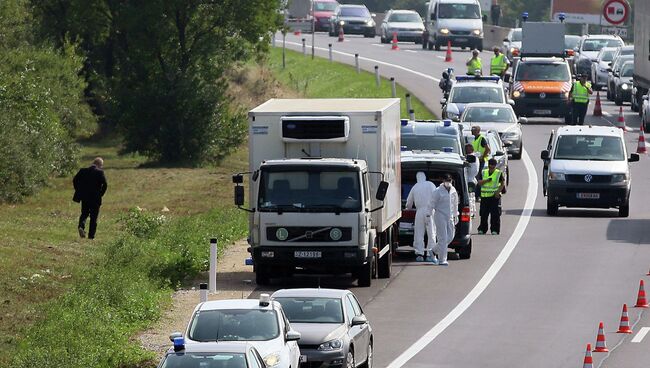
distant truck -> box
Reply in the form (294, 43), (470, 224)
(632, 0), (650, 113)
(284, 0), (314, 34)
(234, 99), (401, 287)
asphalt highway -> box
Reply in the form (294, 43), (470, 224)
(261, 32), (650, 367)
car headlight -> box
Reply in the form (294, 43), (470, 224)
(440, 28), (449, 34)
(339, 20), (345, 25)
(264, 353), (281, 367)
(446, 111), (459, 120)
(366, 20), (374, 26)
(612, 173), (628, 183)
(318, 338), (344, 351)
(549, 172), (565, 181)
(472, 29), (481, 35)
(622, 83), (629, 90)
(513, 91), (524, 98)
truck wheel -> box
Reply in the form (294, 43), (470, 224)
(546, 197), (558, 216)
(255, 267), (271, 286)
(378, 249), (392, 278)
(619, 203), (629, 217)
(357, 257), (373, 287)
(457, 240), (472, 259)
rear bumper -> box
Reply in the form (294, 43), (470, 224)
(547, 182), (630, 208)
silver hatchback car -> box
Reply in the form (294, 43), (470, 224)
(380, 9), (424, 44)
(460, 103), (525, 159)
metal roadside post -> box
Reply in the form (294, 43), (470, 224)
(282, 29), (287, 69)
(391, 77), (397, 98)
(329, 44), (333, 62)
(311, 0), (315, 59)
(355, 54), (360, 73)
(375, 65), (380, 88)
(406, 93), (413, 114)
(271, 32), (276, 47)
(199, 283), (208, 303)
(409, 109), (415, 120)
(209, 238), (217, 293)
(302, 38), (306, 55)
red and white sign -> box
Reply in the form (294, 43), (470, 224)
(602, 0), (629, 25)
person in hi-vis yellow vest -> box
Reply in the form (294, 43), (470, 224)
(569, 74), (593, 125)
(466, 49), (482, 75)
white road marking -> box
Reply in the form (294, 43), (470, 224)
(371, 44), (384, 47)
(405, 50), (417, 53)
(603, 111), (611, 117)
(436, 55), (445, 59)
(631, 327), (650, 343)
(284, 41), (440, 82)
(386, 150), (538, 368)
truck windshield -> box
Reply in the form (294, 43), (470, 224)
(340, 7), (369, 17)
(450, 86), (503, 104)
(401, 135), (460, 153)
(259, 167), (362, 212)
(515, 63), (570, 81)
(314, 1), (338, 11)
(438, 4), (480, 19)
(554, 135), (625, 161)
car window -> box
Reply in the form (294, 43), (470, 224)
(582, 39), (623, 52)
(463, 107), (515, 123)
(515, 63), (570, 81)
(401, 135), (460, 153)
(554, 135), (624, 161)
(388, 12), (421, 22)
(275, 297), (344, 323)
(248, 351), (262, 368)
(349, 294), (363, 315)
(314, 1), (338, 12)
(188, 309), (280, 341)
(488, 135), (500, 152)
(344, 295), (356, 321)
(621, 63), (634, 77)
(450, 86), (504, 104)
(510, 29), (522, 42)
(346, 294), (361, 316)
(438, 3), (480, 19)
(614, 56), (633, 71)
(600, 50), (615, 62)
(340, 7), (369, 17)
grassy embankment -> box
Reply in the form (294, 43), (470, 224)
(2, 47), (435, 367)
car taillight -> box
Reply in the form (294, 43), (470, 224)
(461, 207), (471, 222)
(566, 49), (575, 57)
(401, 209), (416, 220)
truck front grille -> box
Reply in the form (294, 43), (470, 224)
(267, 226), (353, 242)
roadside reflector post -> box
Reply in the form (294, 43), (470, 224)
(199, 283), (208, 303)
(409, 109), (415, 120)
(375, 65), (380, 88)
(302, 38), (306, 55)
(390, 77), (397, 97)
(209, 238), (217, 293)
(355, 54), (360, 73)
(328, 43), (333, 62)
(406, 93), (413, 114)
(271, 32), (276, 47)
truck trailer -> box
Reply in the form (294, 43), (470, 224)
(234, 99), (401, 287)
(632, 0), (650, 113)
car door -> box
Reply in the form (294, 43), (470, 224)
(344, 294), (364, 366)
(280, 308), (300, 367)
(488, 133), (508, 186)
(349, 293), (371, 361)
(542, 130), (555, 196)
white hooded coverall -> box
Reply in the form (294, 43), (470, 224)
(405, 172), (436, 256)
(431, 183), (459, 263)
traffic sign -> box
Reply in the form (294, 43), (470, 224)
(601, 26), (628, 39)
(602, 0), (629, 25)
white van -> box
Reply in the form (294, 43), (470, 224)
(541, 126), (639, 217)
(423, 0), (484, 51)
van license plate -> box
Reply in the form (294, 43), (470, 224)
(295, 251), (322, 258)
(533, 109), (552, 115)
(577, 193), (600, 199)
(300, 355), (308, 363)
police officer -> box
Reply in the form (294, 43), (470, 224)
(471, 126), (490, 199)
(477, 158), (505, 235)
(490, 47), (509, 78)
(569, 74), (593, 125)
(466, 49), (482, 75)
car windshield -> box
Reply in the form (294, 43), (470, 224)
(340, 7), (369, 17)
(582, 39), (623, 52)
(515, 63), (570, 81)
(621, 64), (634, 77)
(463, 107), (515, 123)
(401, 135), (460, 153)
(275, 297), (344, 323)
(600, 50), (615, 62)
(388, 12), (421, 22)
(161, 353), (247, 368)
(188, 309), (279, 342)
(614, 56), (634, 71)
(554, 135), (625, 161)
(511, 29), (522, 42)
(438, 3), (480, 19)
(258, 167), (361, 213)
(619, 48), (634, 56)
(449, 86), (504, 104)
(314, 1), (338, 11)
(565, 36), (580, 49)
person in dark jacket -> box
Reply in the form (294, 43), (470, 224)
(73, 157), (108, 239)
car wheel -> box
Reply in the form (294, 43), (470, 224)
(457, 239), (472, 259)
(512, 143), (522, 160)
(619, 203), (629, 217)
(615, 91), (623, 106)
(362, 341), (373, 368)
(346, 348), (355, 368)
(546, 197), (558, 216)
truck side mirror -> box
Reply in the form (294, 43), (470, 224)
(629, 153), (640, 162)
(234, 186), (245, 206)
(375, 181), (389, 201)
(541, 150), (549, 160)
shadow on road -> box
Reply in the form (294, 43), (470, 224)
(607, 219), (650, 245)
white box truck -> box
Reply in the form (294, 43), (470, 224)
(632, 1), (650, 113)
(233, 99), (401, 287)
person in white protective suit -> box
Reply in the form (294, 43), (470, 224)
(431, 174), (459, 266)
(464, 143), (480, 218)
(405, 171), (436, 262)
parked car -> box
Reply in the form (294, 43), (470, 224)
(463, 129), (509, 186)
(380, 9), (425, 44)
(613, 61), (634, 105)
(329, 4), (376, 38)
(184, 296), (302, 368)
(590, 47), (617, 91)
(607, 54), (633, 101)
(441, 76), (511, 121)
(503, 28), (522, 61)
(460, 103), (525, 159)
(572, 35), (623, 78)
(157, 340), (266, 368)
(400, 119), (466, 155)
(312, 0), (339, 32)
(271, 288), (373, 368)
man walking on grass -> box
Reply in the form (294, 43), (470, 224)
(73, 157), (107, 239)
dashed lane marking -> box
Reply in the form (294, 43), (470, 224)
(631, 327), (650, 343)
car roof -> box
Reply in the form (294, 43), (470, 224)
(272, 288), (349, 298)
(437, 0), (479, 4)
(518, 57), (568, 64)
(168, 341), (252, 354)
(401, 151), (465, 166)
(582, 34), (622, 40)
(565, 35), (581, 39)
(463, 102), (513, 109)
(196, 299), (280, 312)
(556, 125), (623, 137)
(388, 9), (419, 14)
(401, 120), (464, 136)
(452, 80), (503, 88)
(340, 4), (367, 8)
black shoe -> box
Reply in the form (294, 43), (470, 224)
(78, 227), (86, 238)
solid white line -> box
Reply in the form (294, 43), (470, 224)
(386, 150), (538, 368)
(436, 55), (445, 59)
(284, 41), (440, 82)
(631, 327), (650, 343)
(405, 50), (416, 53)
(371, 44), (384, 47)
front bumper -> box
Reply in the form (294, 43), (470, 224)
(617, 87), (632, 101)
(389, 30), (424, 42)
(299, 347), (345, 368)
(547, 181), (630, 208)
(501, 136), (522, 154)
(252, 246), (367, 271)
(435, 35), (482, 47)
(513, 97), (570, 118)
(338, 24), (375, 35)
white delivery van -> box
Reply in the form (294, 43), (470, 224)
(234, 99), (401, 287)
(541, 125), (639, 217)
(423, 0), (484, 51)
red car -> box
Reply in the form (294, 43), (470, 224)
(312, 0), (339, 32)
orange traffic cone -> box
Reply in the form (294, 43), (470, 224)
(593, 92), (602, 116)
(635, 279), (649, 308)
(337, 26), (344, 42)
(445, 40), (452, 62)
(582, 344), (594, 368)
(391, 32), (399, 50)
(637, 124), (647, 154)
(617, 304), (633, 333)
(593, 322), (608, 352)
(616, 106), (628, 131)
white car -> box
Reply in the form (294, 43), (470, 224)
(460, 103), (526, 159)
(185, 295), (302, 368)
(503, 27), (522, 61)
(441, 76), (513, 122)
(590, 47), (616, 91)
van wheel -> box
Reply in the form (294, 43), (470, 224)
(619, 204), (629, 217)
(457, 240), (472, 259)
(378, 248), (392, 278)
(547, 197), (558, 216)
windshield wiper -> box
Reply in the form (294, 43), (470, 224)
(260, 204), (304, 213)
(305, 204), (347, 214)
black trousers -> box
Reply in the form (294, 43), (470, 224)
(478, 196), (501, 234)
(572, 102), (588, 125)
(79, 201), (101, 239)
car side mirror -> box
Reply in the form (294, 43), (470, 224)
(541, 150), (549, 160)
(518, 117), (528, 124)
(285, 330), (301, 341)
(351, 315), (368, 326)
(507, 99), (515, 106)
(629, 153), (640, 162)
(503, 38), (510, 42)
(376, 181), (389, 201)
(234, 185), (245, 206)
(494, 150), (505, 156)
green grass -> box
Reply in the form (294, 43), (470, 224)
(267, 47), (436, 119)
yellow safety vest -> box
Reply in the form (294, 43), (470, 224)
(490, 54), (507, 75)
(481, 168), (502, 198)
(467, 58), (482, 75)
(471, 134), (487, 161)
(572, 82), (590, 104)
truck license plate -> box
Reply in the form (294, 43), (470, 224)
(577, 193), (600, 199)
(533, 109), (552, 115)
(295, 251), (322, 258)
(300, 355), (308, 363)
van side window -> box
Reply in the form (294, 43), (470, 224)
(431, 4), (437, 20)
